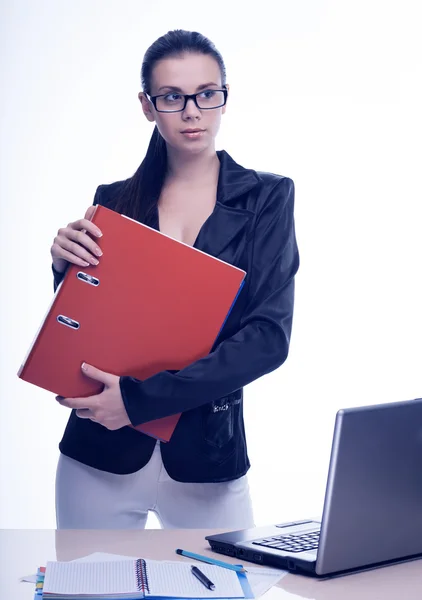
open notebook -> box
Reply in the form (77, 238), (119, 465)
(41, 559), (252, 599)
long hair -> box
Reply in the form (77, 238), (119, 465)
(113, 30), (227, 224)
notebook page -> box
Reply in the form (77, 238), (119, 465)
(43, 560), (139, 595)
(145, 561), (244, 598)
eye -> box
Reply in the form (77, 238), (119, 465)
(199, 90), (216, 99)
(164, 93), (182, 102)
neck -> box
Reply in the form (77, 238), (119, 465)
(165, 145), (220, 186)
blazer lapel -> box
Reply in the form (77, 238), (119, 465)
(148, 150), (261, 262)
(193, 202), (253, 258)
(194, 150), (260, 260)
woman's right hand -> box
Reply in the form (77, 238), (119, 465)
(50, 205), (103, 273)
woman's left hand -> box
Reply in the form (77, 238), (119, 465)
(56, 363), (131, 430)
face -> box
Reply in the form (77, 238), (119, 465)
(139, 53), (229, 155)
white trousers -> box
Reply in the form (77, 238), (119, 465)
(55, 441), (255, 529)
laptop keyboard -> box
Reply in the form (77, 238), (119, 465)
(252, 530), (320, 553)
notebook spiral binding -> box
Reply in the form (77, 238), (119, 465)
(135, 558), (150, 594)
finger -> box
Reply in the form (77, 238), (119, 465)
(75, 408), (96, 419)
(63, 228), (103, 257)
(81, 362), (115, 386)
(84, 205), (97, 221)
(56, 395), (96, 410)
(52, 231), (102, 265)
(51, 244), (93, 268)
(70, 218), (102, 238)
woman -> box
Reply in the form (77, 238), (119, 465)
(52, 29), (299, 529)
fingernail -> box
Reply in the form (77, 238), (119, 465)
(90, 257), (99, 265)
(95, 247), (103, 256)
(81, 362), (88, 371)
(82, 261), (90, 266)
(95, 230), (103, 237)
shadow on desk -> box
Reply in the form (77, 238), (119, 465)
(278, 557), (422, 600)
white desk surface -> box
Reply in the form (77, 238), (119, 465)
(2, 529), (422, 599)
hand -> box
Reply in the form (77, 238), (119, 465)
(50, 205), (104, 273)
(56, 363), (131, 430)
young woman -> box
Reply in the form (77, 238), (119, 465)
(51, 29), (300, 529)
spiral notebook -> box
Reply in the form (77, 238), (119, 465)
(41, 559), (251, 599)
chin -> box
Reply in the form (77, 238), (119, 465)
(178, 140), (212, 154)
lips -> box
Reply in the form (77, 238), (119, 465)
(181, 129), (205, 133)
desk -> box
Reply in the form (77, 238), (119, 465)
(2, 529), (422, 599)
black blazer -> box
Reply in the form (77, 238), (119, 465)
(56, 150), (299, 482)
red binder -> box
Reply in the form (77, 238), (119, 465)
(18, 205), (246, 442)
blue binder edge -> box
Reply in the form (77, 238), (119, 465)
(237, 567), (254, 599)
(213, 276), (246, 346)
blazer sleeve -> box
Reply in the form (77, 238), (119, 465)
(120, 177), (300, 426)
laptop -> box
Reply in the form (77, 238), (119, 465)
(206, 398), (422, 576)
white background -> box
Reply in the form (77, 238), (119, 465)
(1, 0), (421, 529)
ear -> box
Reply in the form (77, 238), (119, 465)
(222, 83), (230, 115)
(138, 91), (155, 123)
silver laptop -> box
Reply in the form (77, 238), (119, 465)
(206, 399), (422, 576)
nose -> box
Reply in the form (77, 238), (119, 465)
(182, 97), (201, 118)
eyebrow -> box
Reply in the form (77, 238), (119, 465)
(157, 82), (220, 93)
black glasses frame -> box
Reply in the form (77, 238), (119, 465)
(147, 87), (228, 113)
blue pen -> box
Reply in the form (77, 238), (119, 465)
(176, 549), (246, 572)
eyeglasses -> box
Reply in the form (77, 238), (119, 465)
(147, 87), (228, 113)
